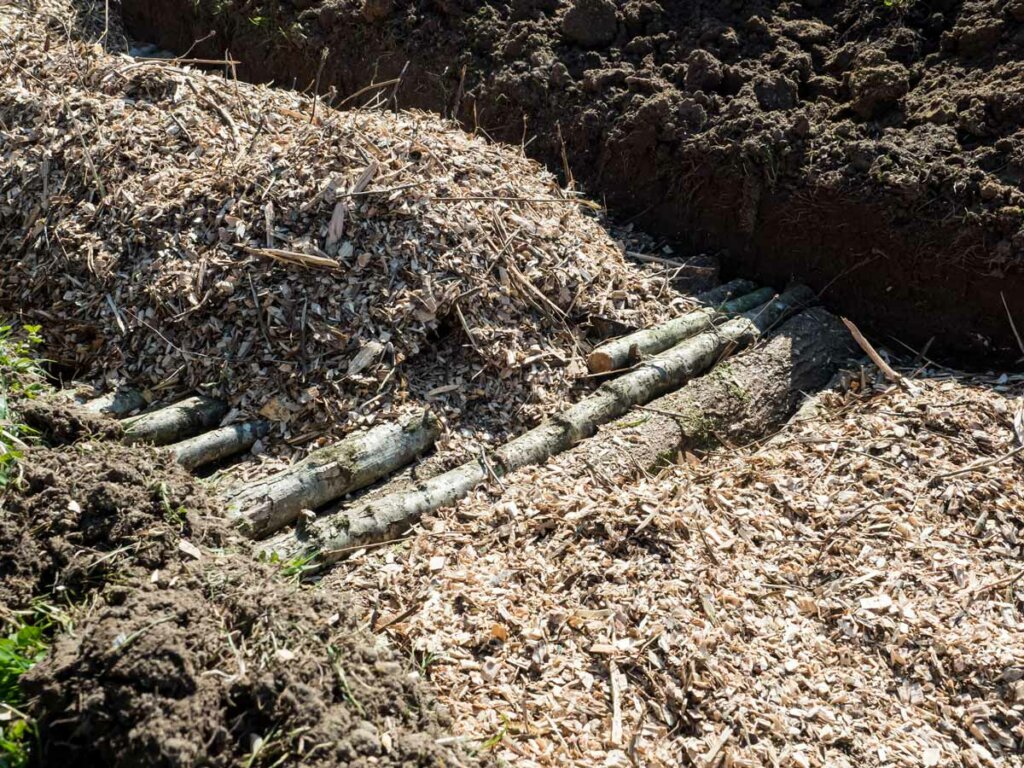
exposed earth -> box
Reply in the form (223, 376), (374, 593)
(116, 0), (1024, 364)
(1, 427), (475, 767)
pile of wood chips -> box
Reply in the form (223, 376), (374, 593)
(0, 2), (688, 450)
(332, 367), (1024, 767)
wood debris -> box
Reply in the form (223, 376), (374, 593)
(331, 367), (1024, 766)
(0, 2), (694, 460)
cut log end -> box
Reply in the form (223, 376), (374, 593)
(587, 350), (615, 374)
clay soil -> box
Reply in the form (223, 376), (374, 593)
(117, 0), (1024, 364)
(0, 418), (476, 768)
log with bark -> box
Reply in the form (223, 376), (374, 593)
(587, 283), (774, 374)
(169, 421), (270, 470)
(556, 307), (856, 481)
(121, 395), (229, 446)
(227, 410), (441, 539)
(261, 284), (815, 566)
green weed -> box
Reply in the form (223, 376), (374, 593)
(0, 323), (45, 489)
(0, 605), (67, 768)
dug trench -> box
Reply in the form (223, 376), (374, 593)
(117, 0), (1024, 365)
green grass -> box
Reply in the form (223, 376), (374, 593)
(0, 323), (45, 489)
(0, 607), (63, 768)
(0, 324), (51, 767)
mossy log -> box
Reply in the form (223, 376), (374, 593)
(170, 421), (270, 471)
(261, 285), (815, 567)
(587, 282), (774, 373)
(228, 410), (441, 539)
(121, 395), (228, 446)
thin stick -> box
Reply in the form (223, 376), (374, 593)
(929, 444), (1024, 485)
(1001, 291), (1024, 358)
(841, 317), (902, 384)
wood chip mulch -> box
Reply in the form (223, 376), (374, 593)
(332, 367), (1024, 767)
(0, 2), (692, 457)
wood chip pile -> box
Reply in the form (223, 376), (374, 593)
(332, 368), (1024, 767)
(0, 3), (687, 447)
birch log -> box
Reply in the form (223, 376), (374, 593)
(587, 284), (775, 373)
(170, 421), (270, 470)
(558, 307), (855, 480)
(228, 410), (441, 539)
(261, 284), (815, 566)
(82, 387), (148, 417)
(692, 278), (759, 307)
(121, 396), (228, 446)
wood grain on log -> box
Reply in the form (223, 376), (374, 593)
(587, 284), (774, 373)
(121, 396), (228, 446)
(170, 421), (270, 470)
(82, 387), (148, 418)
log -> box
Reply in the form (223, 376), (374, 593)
(82, 387), (148, 417)
(169, 421), (270, 470)
(121, 395), (229, 446)
(261, 284), (815, 566)
(228, 410), (441, 539)
(692, 277), (759, 306)
(558, 307), (856, 480)
(587, 284), (775, 373)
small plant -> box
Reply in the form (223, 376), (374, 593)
(0, 323), (45, 489)
(259, 550), (319, 580)
(0, 606), (64, 768)
(479, 713), (511, 752)
(881, 0), (913, 10)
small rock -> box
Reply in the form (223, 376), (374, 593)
(361, 0), (392, 23)
(753, 72), (799, 111)
(848, 63), (910, 119)
(683, 49), (723, 92)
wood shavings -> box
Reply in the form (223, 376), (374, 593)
(331, 368), (1024, 766)
(0, 3), (691, 461)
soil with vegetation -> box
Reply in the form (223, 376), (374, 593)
(0, 424), (476, 767)
(117, 0), (1024, 364)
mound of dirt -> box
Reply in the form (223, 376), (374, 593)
(1, 438), (475, 767)
(117, 0), (1024, 362)
(0, 443), (221, 610)
(18, 399), (124, 445)
(0, 2), (694, 448)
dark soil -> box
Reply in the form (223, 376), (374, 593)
(1, 441), (475, 767)
(18, 399), (124, 445)
(117, 0), (1024, 363)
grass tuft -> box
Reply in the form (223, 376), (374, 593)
(0, 323), (45, 490)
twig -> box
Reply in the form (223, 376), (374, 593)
(1001, 291), (1024, 359)
(609, 660), (623, 746)
(842, 317), (916, 392)
(929, 443), (1024, 485)
(241, 245), (340, 271)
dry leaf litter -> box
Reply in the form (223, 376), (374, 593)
(0, 2), (690, 463)
(330, 368), (1024, 767)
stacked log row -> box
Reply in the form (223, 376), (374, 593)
(77, 281), (854, 576)
(261, 284), (820, 567)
